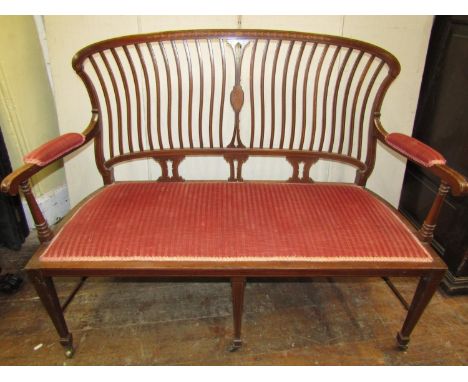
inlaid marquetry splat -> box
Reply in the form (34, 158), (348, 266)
(227, 39), (251, 149)
(230, 85), (244, 113)
(154, 157), (185, 182)
(286, 156), (318, 183)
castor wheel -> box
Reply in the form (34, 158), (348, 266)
(60, 334), (74, 358)
(64, 347), (75, 358)
(397, 343), (408, 351)
(396, 332), (409, 351)
(229, 339), (242, 352)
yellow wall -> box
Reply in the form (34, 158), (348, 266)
(0, 16), (65, 197)
(43, 16), (433, 207)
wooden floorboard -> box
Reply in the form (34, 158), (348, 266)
(0, 234), (467, 365)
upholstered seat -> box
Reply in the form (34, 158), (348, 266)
(40, 182), (432, 263)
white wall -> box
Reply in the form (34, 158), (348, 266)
(43, 16), (433, 207)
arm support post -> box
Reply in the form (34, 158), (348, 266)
(19, 180), (54, 243)
(418, 181), (450, 243)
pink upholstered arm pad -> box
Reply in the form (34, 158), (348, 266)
(385, 133), (446, 168)
(23, 133), (85, 166)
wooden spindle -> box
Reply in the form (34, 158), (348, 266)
(259, 39), (270, 149)
(309, 44), (329, 151)
(171, 41), (184, 148)
(249, 39), (258, 148)
(159, 42), (174, 149)
(100, 51), (123, 155)
(135, 43), (154, 151)
(147, 42), (163, 149)
(111, 48), (133, 152)
(89, 55), (114, 158)
(338, 51), (364, 154)
(348, 55), (374, 157)
(183, 41), (194, 149)
(319, 46), (341, 151)
(418, 182), (450, 243)
(123, 45), (144, 151)
(289, 41), (306, 150)
(279, 41), (294, 149)
(208, 39), (216, 148)
(329, 48), (352, 152)
(19, 180), (54, 243)
(196, 40), (205, 148)
(357, 60), (384, 160)
(219, 39), (226, 148)
(270, 40), (282, 149)
(299, 43), (317, 150)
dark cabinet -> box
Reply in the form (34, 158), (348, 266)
(399, 16), (468, 294)
(0, 127), (29, 250)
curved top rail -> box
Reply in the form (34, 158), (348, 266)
(72, 29), (400, 77)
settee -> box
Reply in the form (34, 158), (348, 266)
(3, 30), (467, 358)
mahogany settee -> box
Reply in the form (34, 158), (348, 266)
(2, 30), (467, 358)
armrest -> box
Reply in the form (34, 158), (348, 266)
(374, 117), (468, 196)
(384, 133), (446, 168)
(23, 133), (85, 166)
(1, 113), (99, 195)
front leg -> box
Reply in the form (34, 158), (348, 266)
(27, 269), (74, 358)
(396, 270), (445, 350)
(230, 277), (246, 351)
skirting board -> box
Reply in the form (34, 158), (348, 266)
(22, 184), (70, 229)
(441, 271), (468, 295)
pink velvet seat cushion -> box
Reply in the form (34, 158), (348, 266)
(40, 182), (433, 263)
(24, 133), (85, 166)
(385, 133), (446, 168)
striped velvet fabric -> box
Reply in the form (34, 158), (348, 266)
(385, 133), (446, 168)
(24, 133), (85, 167)
(40, 182), (433, 263)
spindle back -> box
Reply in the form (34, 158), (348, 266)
(73, 29), (400, 184)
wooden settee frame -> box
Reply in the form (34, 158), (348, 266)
(2, 30), (467, 358)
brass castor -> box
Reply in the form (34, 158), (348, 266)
(60, 334), (74, 358)
(64, 348), (74, 358)
(229, 339), (242, 352)
(65, 347), (74, 358)
(396, 332), (409, 351)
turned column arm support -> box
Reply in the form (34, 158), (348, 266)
(19, 180), (54, 243)
(418, 181), (450, 243)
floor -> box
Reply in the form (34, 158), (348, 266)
(0, 234), (467, 366)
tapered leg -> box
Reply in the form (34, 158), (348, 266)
(396, 271), (445, 350)
(27, 270), (74, 358)
(230, 277), (246, 352)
